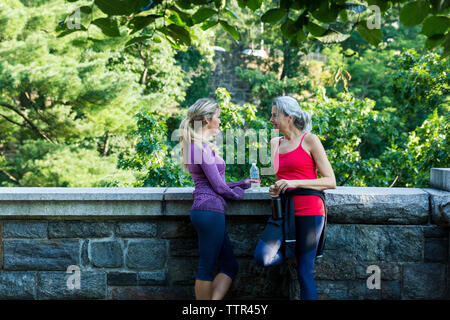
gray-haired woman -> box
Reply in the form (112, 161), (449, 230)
(254, 95), (336, 300)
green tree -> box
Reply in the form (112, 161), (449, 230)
(0, 0), (189, 186)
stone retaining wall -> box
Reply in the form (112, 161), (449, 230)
(0, 186), (449, 300)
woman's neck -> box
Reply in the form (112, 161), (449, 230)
(283, 127), (302, 141)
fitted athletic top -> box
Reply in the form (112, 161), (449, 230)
(188, 142), (250, 214)
(274, 133), (326, 217)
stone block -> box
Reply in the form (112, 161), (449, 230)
(167, 258), (197, 285)
(90, 240), (123, 268)
(2, 221), (47, 238)
(325, 187), (429, 224)
(381, 280), (401, 300)
(3, 239), (79, 270)
(402, 263), (447, 299)
(108, 286), (193, 300)
(169, 239), (198, 257)
(158, 218), (196, 239)
(115, 221), (157, 237)
(430, 168), (450, 191)
(107, 272), (137, 286)
(229, 259), (288, 300)
(316, 280), (349, 300)
(424, 238), (448, 263)
(315, 250), (356, 280)
(347, 280), (381, 300)
(126, 239), (167, 270)
(423, 188), (450, 226)
(48, 221), (113, 238)
(37, 271), (106, 299)
(323, 224), (355, 254)
(138, 270), (167, 286)
(355, 226), (423, 262)
(0, 272), (36, 299)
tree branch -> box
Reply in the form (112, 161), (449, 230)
(0, 169), (21, 186)
(0, 113), (26, 127)
(0, 102), (54, 143)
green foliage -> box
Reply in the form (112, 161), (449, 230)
(117, 111), (192, 187)
(380, 109), (449, 187)
(0, 0), (191, 187)
(55, 0), (449, 54)
(389, 49), (450, 133)
(235, 66), (310, 118)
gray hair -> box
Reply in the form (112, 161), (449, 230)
(273, 96), (312, 133)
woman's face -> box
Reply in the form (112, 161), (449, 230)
(270, 105), (289, 131)
(204, 108), (221, 136)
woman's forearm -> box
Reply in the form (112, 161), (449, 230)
(293, 177), (336, 191)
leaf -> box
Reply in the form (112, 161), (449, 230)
(168, 5), (193, 27)
(128, 15), (161, 33)
(79, 6), (93, 14)
(367, 0), (391, 12)
(94, 0), (149, 16)
(192, 8), (217, 24)
(163, 24), (191, 46)
(56, 25), (87, 38)
(357, 20), (382, 46)
(201, 20), (219, 30)
(281, 18), (298, 39)
(176, 0), (192, 9)
(316, 29), (351, 43)
(425, 33), (445, 49)
(125, 35), (152, 47)
(421, 15), (450, 37)
(311, 2), (339, 23)
(91, 18), (121, 37)
(224, 8), (239, 19)
(400, 1), (430, 26)
(261, 8), (286, 24)
(305, 22), (327, 37)
(247, 0), (263, 11)
(219, 20), (239, 40)
(443, 33), (450, 57)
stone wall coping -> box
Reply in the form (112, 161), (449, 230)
(0, 186), (448, 225)
(0, 187), (166, 201)
(0, 186), (433, 201)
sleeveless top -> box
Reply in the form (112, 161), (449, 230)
(274, 133), (326, 216)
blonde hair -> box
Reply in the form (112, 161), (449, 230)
(179, 98), (220, 170)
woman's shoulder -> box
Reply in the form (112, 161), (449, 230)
(303, 133), (322, 151)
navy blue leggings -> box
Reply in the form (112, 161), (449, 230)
(190, 210), (238, 281)
(254, 215), (325, 300)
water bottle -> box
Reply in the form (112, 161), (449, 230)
(250, 162), (260, 188)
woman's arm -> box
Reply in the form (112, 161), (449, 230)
(275, 134), (336, 192)
(227, 178), (251, 190)
(197, 144), (245, 200)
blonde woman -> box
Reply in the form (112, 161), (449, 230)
(179, 98), (258, 300)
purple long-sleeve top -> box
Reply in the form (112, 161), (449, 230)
(188, 142), (250, 214)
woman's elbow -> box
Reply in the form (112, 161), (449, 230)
(329, 177), (337, 189)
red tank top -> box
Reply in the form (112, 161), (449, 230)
(274, 133), (325, 217)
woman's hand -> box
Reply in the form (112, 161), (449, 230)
(244, 177), (260, 186)
(269, 184), (280, 198)
(274, 179), (298, 194)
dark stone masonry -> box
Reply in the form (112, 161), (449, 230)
(0, 171), (449, 300)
